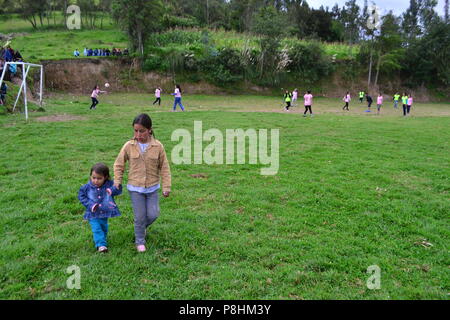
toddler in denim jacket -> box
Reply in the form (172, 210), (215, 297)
(78, 163), (122, 252)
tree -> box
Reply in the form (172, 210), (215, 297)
(373, 12), (404, 87)
(251, 5), (287, 82)
(402, 0), (422, 41)
(341, 0), (361, 44)
(112, 0), (165, 56)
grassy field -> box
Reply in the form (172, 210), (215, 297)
(0, 94), (448, 299)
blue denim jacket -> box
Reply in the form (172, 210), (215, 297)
(78, 180), (122, 220)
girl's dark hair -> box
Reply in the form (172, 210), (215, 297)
(176, 84), (182, 94)
(307, 90), (311, 94)
(90, 162), (110, 180)
(93, 85), (98, 91)
(132, 113), (154, 137)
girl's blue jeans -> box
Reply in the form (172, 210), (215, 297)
(173, 97), (185, 111)
(89, 218), (108, 248)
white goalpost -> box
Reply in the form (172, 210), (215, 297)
(0, 61), (44, 121)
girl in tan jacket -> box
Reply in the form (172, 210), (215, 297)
(114, 113), (171, 252)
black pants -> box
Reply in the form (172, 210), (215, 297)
(304, 105), (312, 114)
(90, 97), (99, 109)
(343, 102), (349, 110)
(285, 101), (291, 110)
(367, 102), (372, 109)
(359, 98), (363, 102)
(153, 97), (161, 105)
(403, 104), (409, 116)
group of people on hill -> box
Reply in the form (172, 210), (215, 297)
(0, 45), (24, 105)
(1, 45), (23, 77)
(88, 84), (186, 112)
(283, 88), (314, 117)
(74, 48), (129, 57)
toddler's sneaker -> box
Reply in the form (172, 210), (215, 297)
(98, 246), (108, 253)
(136, 245), (146, 252)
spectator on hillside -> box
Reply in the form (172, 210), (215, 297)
(4, 46), (13, 62)
(0, 81), (7, 105)
(74, 49), (80, 57)
(9, 63), (16, 76)
(88, 48), (93, 56)
(13, 50), (23, 62)
(0, 58), (4, 75)
(105, 48), (111, 56)
(84, 48), (88, 56)
(123, 48), (129, 56)
(94, 48), (99, 56)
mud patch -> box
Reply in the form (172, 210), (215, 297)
(35, 114), (87, 122)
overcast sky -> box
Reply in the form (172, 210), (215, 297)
(307, 0), (447, 16)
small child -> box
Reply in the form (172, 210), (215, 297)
(78, 163), (122, 253)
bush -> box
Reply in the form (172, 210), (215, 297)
(287, 42), (333, 83)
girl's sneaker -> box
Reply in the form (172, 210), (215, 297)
(98, 246), (108, 253)
(136, 245), (146, 252)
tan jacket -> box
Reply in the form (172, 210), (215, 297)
(114, 137), (171, 193)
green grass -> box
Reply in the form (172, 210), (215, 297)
(0, 94), (448, 299)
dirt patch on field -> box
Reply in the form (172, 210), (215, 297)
(35, 114), (87, 122)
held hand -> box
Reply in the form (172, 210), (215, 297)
(113, 182), (121, 189)
(163, 191), (170, 198)
(106, 188), (112, 196)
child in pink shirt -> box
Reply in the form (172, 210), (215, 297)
(407, 95), (413, 115)
(90, 85), (107, 110)
(376, 94), (383, 115)
(342, 92), (351, 111)
(303, 91), (313, 117)
(153, 87), (162, 106)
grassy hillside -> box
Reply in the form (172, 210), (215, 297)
(1, 14), (358, 63)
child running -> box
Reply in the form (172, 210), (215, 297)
(303, 90), (313, 117)
(284, 90), (292, 111)
(342, 91), (351, 111)
(78, 163), (122, 253)
(152, 87), (162, 106)
(171, 85), (185, 111)
(89, 85), (107, 110)
(113, 113), (171, 253)
(376, 93), (383, 115)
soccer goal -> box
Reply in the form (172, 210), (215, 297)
(0, 61), (43, 121)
